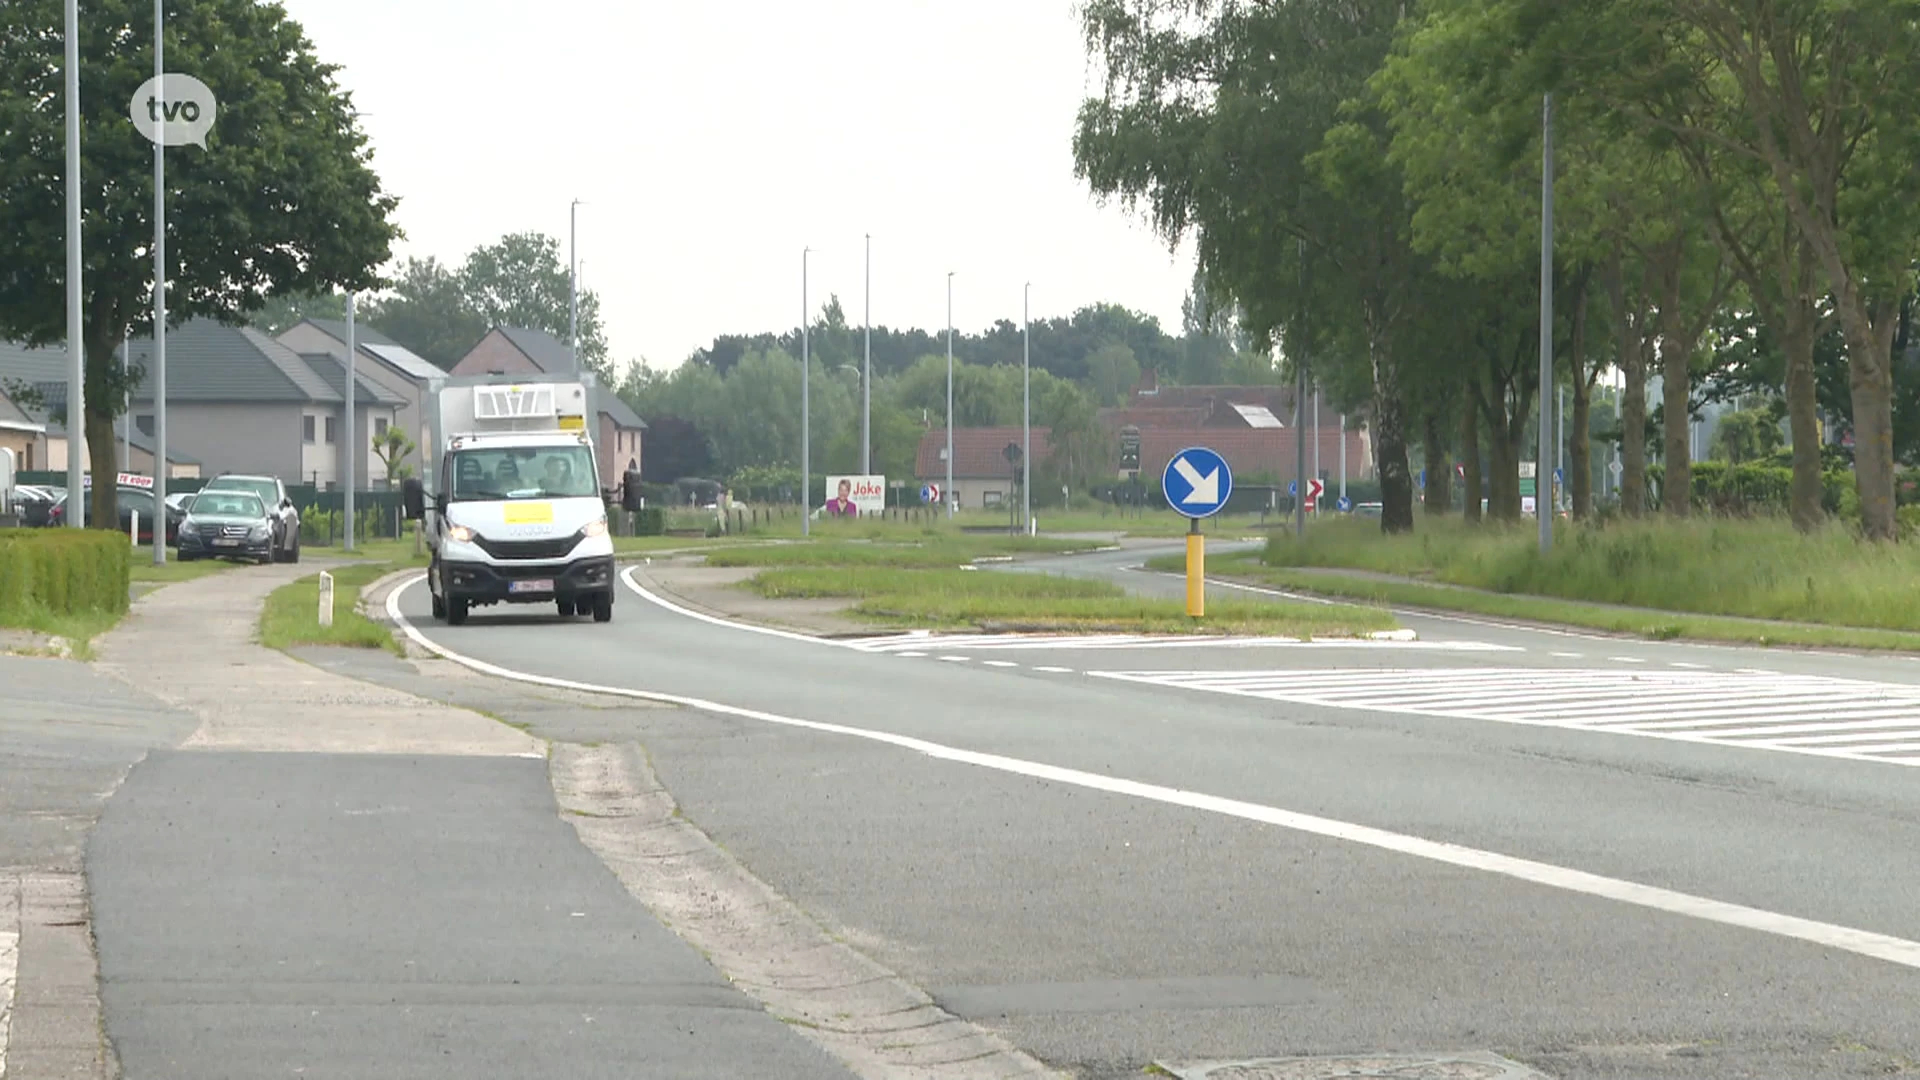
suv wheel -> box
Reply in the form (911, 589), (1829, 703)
(287, 533), (300, 564)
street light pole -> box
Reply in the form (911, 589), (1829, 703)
(862, 233), (871, 476)
(150, 0), (167, 564)
(63, 0), (85, 525)
(1538, 92), (1555, 553)
(946, 271), (954, 520)
(344, 292), (357, 553)
(1023, 282), (1031, 533)
(1295, 238), (1307, 539)
(569, 199), (581, 375)
(802, 246), (811, 537)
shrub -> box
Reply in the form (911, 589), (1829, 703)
(633, 507), (666, 536)
(0, 528), (131, 618)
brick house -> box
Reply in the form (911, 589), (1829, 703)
(449, 327), (647, 491)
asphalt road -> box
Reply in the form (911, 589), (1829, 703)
(388, 551), (1920, 1079)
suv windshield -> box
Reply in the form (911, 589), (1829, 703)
(450, 447), (597, 501)
(205, 479), (279, 509)
(191, 492), (265, 519)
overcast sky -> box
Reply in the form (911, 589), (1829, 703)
(277, 0), (1199, 373)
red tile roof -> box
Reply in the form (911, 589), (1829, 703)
(915, 428), (1055, 479)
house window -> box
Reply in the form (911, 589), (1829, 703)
(983, 491), (1004, 507)
(303, 416), (316, 444)
(324, 416), (337, 444)
(374, 417), (389, 438)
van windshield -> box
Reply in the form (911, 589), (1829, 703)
(450, 446), (597, 501)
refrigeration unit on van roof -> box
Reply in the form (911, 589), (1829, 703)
(441, 380), (590, 438)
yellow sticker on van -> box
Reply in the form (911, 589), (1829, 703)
(558, 414), (586, 431)
(504, 502), (554, 524)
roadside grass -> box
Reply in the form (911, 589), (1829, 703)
(704, 535), (1097, 571)
(717, 507), (1277, 541)
(1264, 514), (1920, 632)
(260, 561), (414, 654)
(747, 566), (1398, 636)
(129, 551), (238, 585)
(0, 606), (120, 659)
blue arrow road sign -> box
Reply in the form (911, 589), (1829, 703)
(1337, 495), (1353, 512)
(1288, 480), (1297, 496)
(1162, 446), (1234, 519)
(919, 483), (940, 505)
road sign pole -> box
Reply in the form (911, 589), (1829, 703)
(1186, 515), (1204, 619)
(151, 0), (167, 565)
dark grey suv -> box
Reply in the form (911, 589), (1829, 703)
(198, 474), (300, 562)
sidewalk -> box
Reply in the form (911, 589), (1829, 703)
(12, 563), (853, 1079)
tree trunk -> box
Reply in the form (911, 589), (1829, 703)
(1569, 277), (1593, 519)
(84, 328), (130, 531)
(1370, 342), (1415, 535)
(1607, 248), (1649, 516)
(1460, 382), (1482, 523)
(1658, 259), (1693, 519)
(1422, 406), (1452, 514)
(1486, 411), (1515, 522)
(1781, 296), (1824, 532)
(1841, 292), (1901, 540)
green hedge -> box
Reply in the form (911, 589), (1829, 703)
(0, 528), (131, 618)
(1645, 461), (1861, 516)
(632, 507), (667, 536)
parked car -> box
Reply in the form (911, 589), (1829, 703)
(175, 490), (277, 563)
(197, 474), (300, 562)
(46, 484), (184, 545)
(9, 484), (63, 527)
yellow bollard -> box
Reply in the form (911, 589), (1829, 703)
(1185, 521), (1204, 619)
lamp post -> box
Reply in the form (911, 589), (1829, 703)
(150, 0), (167, 564)
(62, 0), (84, 525)
(344, 292), (357, 553)
(802, 246), (811, 537)
(1023, 282), (1032, 534)
(863, 234), (872, 475)
(945, 271), (954, 520)
(1538, 92), (1555, 552)
(569, 199), (582, 375)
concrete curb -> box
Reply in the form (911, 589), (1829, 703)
(552, 742), (1067, 1080)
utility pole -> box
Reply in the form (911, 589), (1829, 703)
(946, 272), (955, 520)
(569, 199), (581, 375)
(63, 0), (85, 524)
(151, 0), (168, 564)
(862, 234), (872, 475)
(344, 292), (357, 553)
(1023, 282), (1031, 533)
(802, 247), (811, 537)
(1295, 238), (1307, 539)
(1537, 92), (1555, 552)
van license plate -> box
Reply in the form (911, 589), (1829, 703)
(509, 579), (554, 594)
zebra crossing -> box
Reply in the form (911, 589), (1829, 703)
(834, 631), (1517, 654)
(1087, 667), (1920, 767)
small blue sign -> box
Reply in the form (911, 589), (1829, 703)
(1553, 468), (1564, 485)
(1287, 480), (1297, 497)
(1417, 469), (1426, 490)
(1162, 446), (1234, 519)
(1337, 495), (1353, 512)
(919, 483), (940, 505)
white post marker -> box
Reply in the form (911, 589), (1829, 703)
(130, 510), (139, 547)
(318, 571), (334, 628)
(130, 59), (215, 564)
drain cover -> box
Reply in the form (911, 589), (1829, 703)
(1155, 1051), (1552, 1079)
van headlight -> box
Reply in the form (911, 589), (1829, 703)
(447, 524), (475, 543)
(583, 518), (608, 538)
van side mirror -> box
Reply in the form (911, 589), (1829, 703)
(621, 470), (645, 512)
(402, 478), (426, 520)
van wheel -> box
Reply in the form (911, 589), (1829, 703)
(556, 597), (576, 617)
(590, 592), (612, 623)
(432, 591), (446, 620)
(447, 598), (469, 626)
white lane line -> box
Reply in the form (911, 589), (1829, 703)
(1740, 668), (1780, 676)
(0, 928), (14, 1080)
(390, 577), (1920, 975)
(939, 656), (970, 664)
(1551, 652), (1583, 659)
(1670, 662), (1709, 670)
(1035, 666), (1075, 674)
(1610, 656), (1648, 664)
(897, 652), (927, 658)
(982, 660), (1020, 669)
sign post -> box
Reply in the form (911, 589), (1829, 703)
(1161, 446), (1233, 621)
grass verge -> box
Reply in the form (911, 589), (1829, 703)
(260, 559), (422, 654)
(0, 607), (120, 659)
(1263, 514), (1920, 632)
(705, 536), (1097, 570)
(1184, 551), (1920, 651)
(747, 565), (1398, 636)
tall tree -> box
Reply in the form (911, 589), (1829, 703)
(361, 257), (488, 369)
(457, 231), (610, 378)
(0, 0), (399, 528)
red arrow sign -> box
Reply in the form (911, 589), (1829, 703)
(1305, 478), (1324, 512)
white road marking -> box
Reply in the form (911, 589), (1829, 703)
(939, 656), (970, 664)
(1087, 667), (1920, 768)
(982, 660), (1020, 669)
(0, 928), (14, 1080)
(1035, 667), (1074, 674)
(387, 577), (1920, 974)
(897, 652), (927, 658)
(1670, 662), (1709, 669)
(1610, 656), (1647, 664)
(618, 566), (1515, 654)
(1551, 652), (1583, 659)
